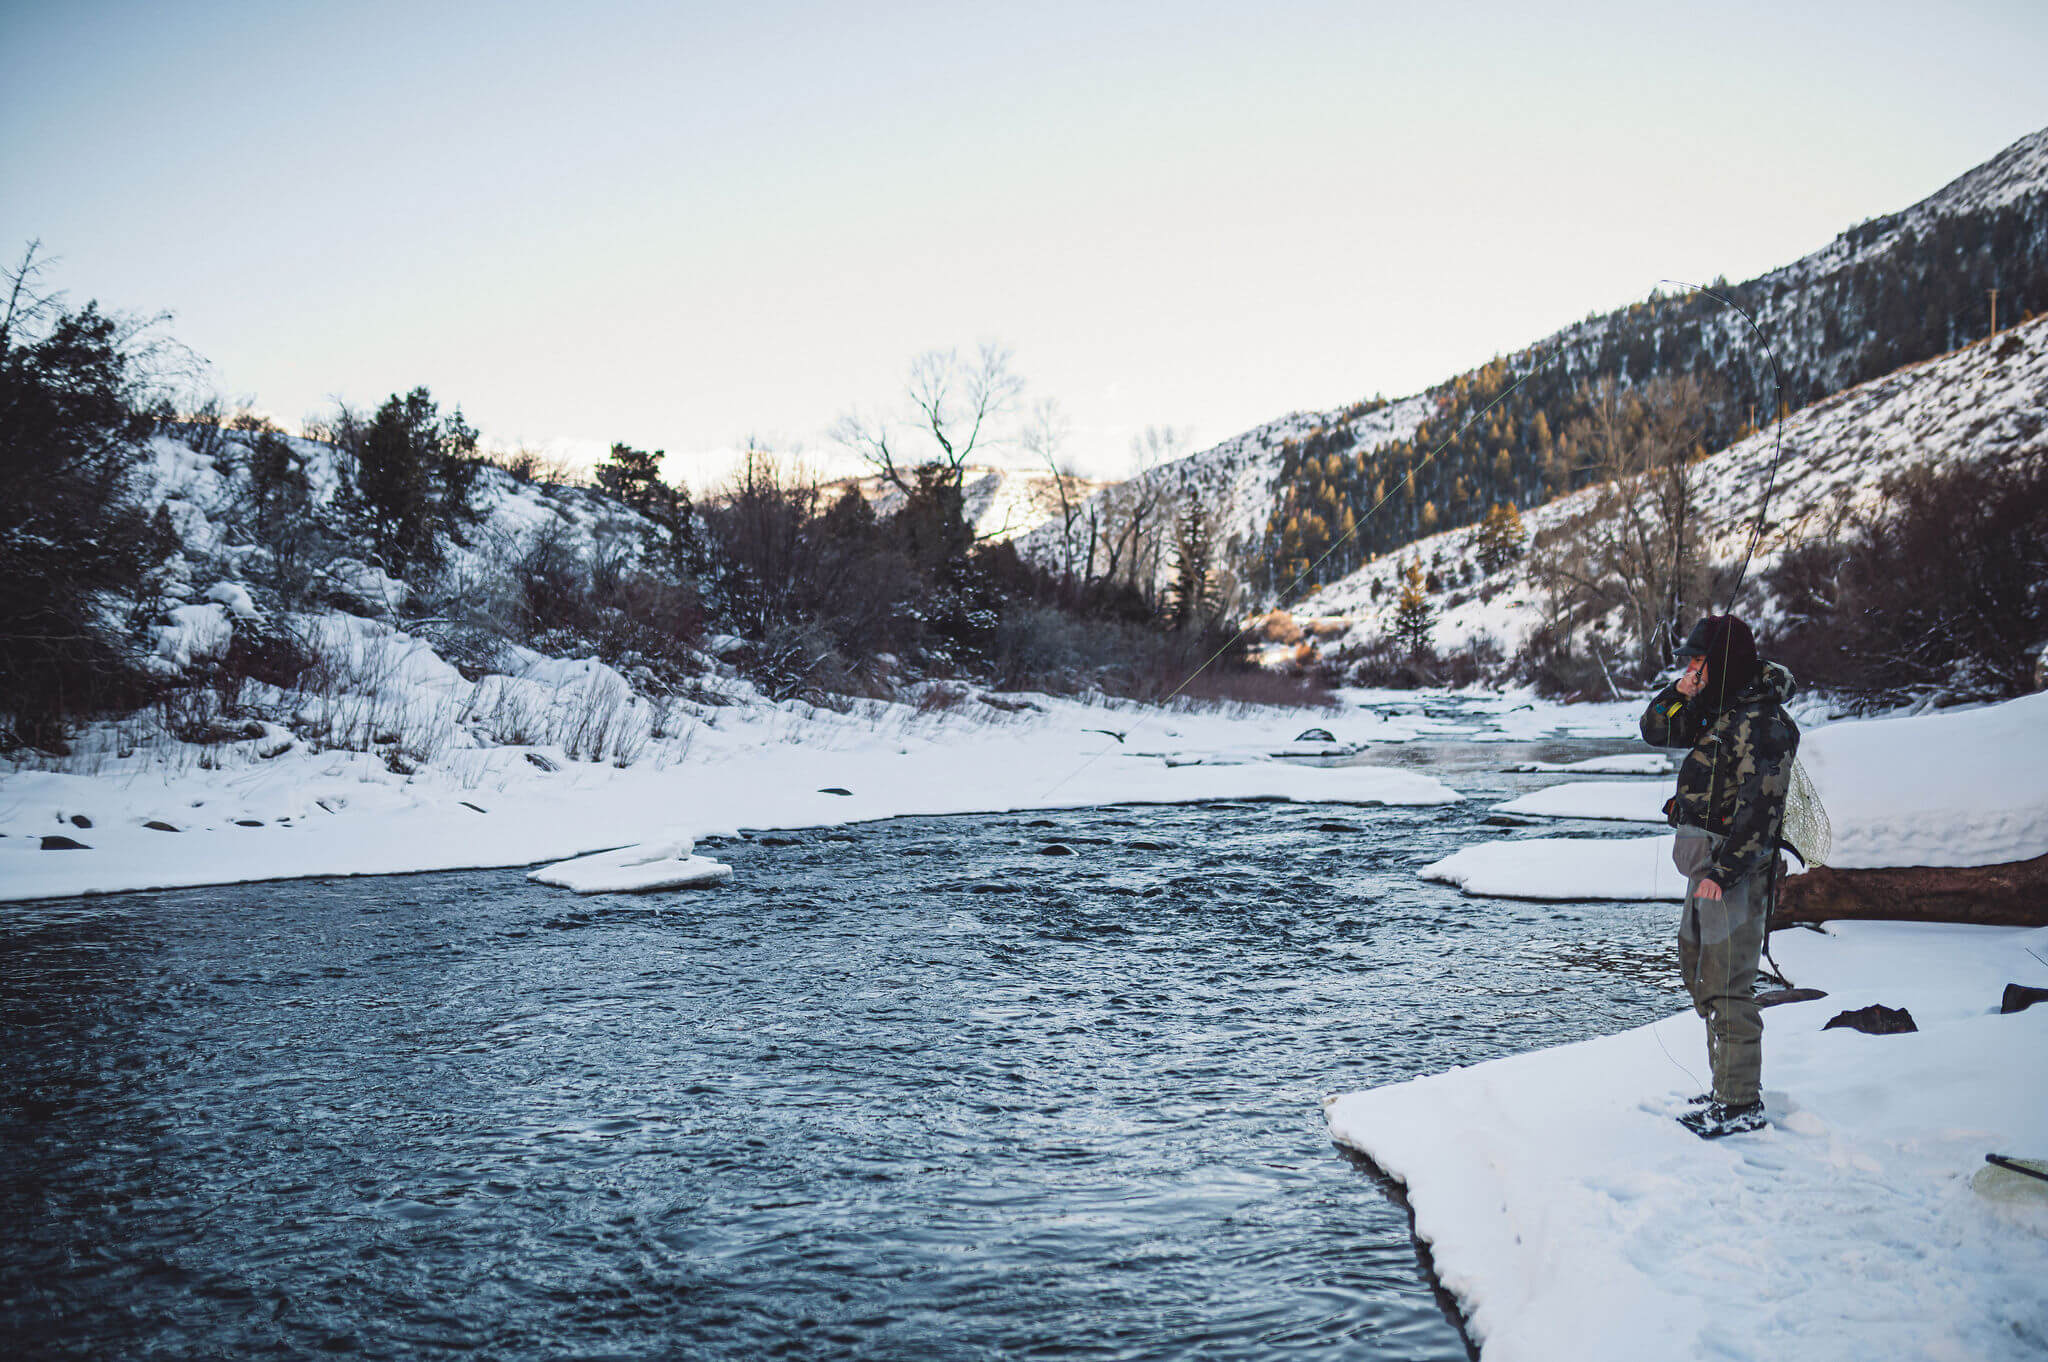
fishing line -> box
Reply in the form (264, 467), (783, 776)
(1653, 1012), (1705, 1095)
(1036, 344), (1570, 801)
(1656, 280), (1800, 993)
(1655, 279), (1789, 612)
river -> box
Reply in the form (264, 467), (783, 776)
(1, 738), (1680, 1360)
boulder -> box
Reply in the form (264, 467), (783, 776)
(1823, 1004), (1917, 1035)
(2001, 984), (2048, 1015)
(1775, 853), (2048, 928)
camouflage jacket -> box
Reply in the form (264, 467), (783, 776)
(1639, 661), (1800, 888)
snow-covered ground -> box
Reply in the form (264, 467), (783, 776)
(1336, 683), (2048, 1359)
(1326, 921), (2048, 1362)
(10, 676), (1610, 903)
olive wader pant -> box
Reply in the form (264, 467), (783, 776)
(1673, 826), (1766, 1106)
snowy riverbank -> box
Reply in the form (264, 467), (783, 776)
(1326, 921), (2048, 1361)
(1420, 689), (2048, 900)
(1, 686), (1642, 904)
(1335, 688), (2048, 1359)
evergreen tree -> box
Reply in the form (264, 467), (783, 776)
(1475, 501), (1526, 572)
(351, 387), (480, 570)
(0, 286), (162, 746)
(1392, 561), (1434, 659)
(595, 443), (666, 510)
(1167, 500), (1213, 631)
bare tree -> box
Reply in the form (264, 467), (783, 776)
(1022, 396), (1089, 579)
(833, 341), (1024, 496)
(1083, 425), (1187, 599)
(1529, 375), (1717, 674)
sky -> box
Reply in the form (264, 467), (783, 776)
(4, 1), (2045, 488)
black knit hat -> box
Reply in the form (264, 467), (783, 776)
(1678, 615), (1759, 697)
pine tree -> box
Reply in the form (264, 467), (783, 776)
(1475, 501), (1526, 572)
(1392, 561), (1434, 659)
(1168, 501), (1213, 632)
(595, 443), (667, 511)
(351, 387), (482, 569)
(355, 390), (440, 569)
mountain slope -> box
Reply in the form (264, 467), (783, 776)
(1020, 124), (2048, 604)
(1290, 313), (2048, 671)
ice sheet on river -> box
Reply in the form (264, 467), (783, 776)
(1491, 780), (1668, 823)
(1419, 834), (1685, 901)
(1504, 754), (1672, 775)
(1325, 922), (2048, 1362)
(527, 837), (732, 894)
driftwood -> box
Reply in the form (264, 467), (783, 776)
(1775, 853), (2048, 928)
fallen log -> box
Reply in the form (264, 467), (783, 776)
(1774, 853), (2048, 928)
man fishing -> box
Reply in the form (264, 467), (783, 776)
(1640, 615), (1799, 1138)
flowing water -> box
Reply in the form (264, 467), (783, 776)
(1, 739), (1682, 1360)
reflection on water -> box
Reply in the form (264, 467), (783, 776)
(0, 740), (1682, 1360)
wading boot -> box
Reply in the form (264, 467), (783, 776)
(1679, 1099), (1766, 1139)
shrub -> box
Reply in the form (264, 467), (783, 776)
(1763, 452), (2048, 702)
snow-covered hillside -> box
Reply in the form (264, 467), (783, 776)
(1020, 125), (2048, 602)
(142, 430), (663, 635)
(1292, 313), (2048, 661)
(1013, 392), (1434, 594)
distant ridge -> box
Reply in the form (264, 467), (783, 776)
(1020, 124), (2048, 605)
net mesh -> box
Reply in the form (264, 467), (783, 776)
(1782, 756), (1832, 868)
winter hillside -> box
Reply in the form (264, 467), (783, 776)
(1019, 124), (2048, 605)
(1289, 313), (2048, 677)
(138, 430), (676, 683)
(1014, 391), (1434, 598)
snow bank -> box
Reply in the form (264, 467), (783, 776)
(1325, 922), (2048, 1361)
(1803, 690), (2048, 868)
(0, 690), (1466, 904)
(1419, 834), (1685, 901)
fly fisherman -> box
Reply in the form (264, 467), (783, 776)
(1641, 615), (1799, 1138)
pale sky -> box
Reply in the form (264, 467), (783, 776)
(4, 1), (2044, 487)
